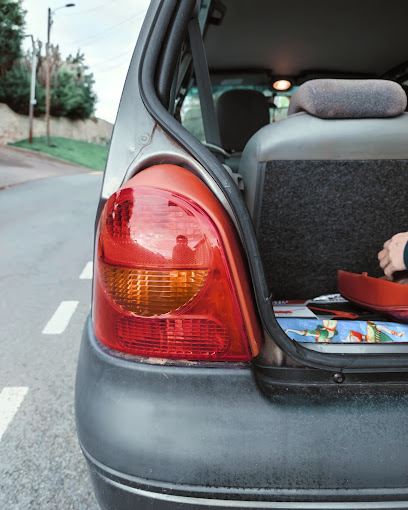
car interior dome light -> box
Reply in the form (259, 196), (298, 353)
(272, 79), (292, 91)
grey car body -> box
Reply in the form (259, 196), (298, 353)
(76, 1), (408, 508)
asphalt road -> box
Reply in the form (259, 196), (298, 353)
(0, 170), (102, 509)
(0, 146), (89, 189)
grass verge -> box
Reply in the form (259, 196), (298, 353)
(9, 136), (108, 171)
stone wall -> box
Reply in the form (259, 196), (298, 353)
(0, 103), (113, 145)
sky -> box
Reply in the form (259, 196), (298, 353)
(22, 0), (151, 124)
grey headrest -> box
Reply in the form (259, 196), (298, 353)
(288, 79), (407, 119)
(216, 89), (270, 152)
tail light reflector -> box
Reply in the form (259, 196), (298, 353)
(93, 165), (262, 361)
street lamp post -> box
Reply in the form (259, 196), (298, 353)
(45, 3), (75, 147)
(25, 34), (37, 144)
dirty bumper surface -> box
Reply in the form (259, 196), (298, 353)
(77, 316), (408, 509)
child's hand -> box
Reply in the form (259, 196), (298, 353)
(378, 232), (408, 279)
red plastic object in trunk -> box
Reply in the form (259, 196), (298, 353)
(338, 270), (408, 322)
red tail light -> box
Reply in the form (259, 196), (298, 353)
(93, 165), (262, 361)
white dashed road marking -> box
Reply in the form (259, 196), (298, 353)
(42, 301), (79, 334)
(0, 387), (29, 442)
(79, 261), (93, 280)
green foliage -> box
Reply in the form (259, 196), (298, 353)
(0, 0), (25, 76)
(0, 0), (29, 114)
(0, 2), (97, 121)
(1, 51), (97, 120)
(9, 136), (108, 171)
(0, 64), (45, 116)
(0, 64), (30, 113)
(51, 66), (97, 120)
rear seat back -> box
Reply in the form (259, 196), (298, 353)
(216, 89), (270, 170)
(239, 79), (408, 299)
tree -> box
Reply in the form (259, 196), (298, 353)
(0, 3), (97, 122)
(0, 0), (35, 116)
(0, 0), (26, 77)
(65, 72), (97, 120)
(0, 64), (46, 116)
(49, 50), (97, 120)
(0, 65), (29, 113)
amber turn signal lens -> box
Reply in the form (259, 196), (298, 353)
(101, 263), (208, 316)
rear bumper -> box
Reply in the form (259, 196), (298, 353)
(76, 316), (408, 509)
(84, 458), (408, 510)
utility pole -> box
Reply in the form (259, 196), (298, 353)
(25, 35), (37, 144)
(45, 4), (75, 147)
(46, 7), (51, 147)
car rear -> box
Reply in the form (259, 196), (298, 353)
(76, 1), (408, 508)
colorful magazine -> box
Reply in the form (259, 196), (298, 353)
(274, 294), (408, 343)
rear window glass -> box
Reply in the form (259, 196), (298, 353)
(180, 85), (295, 143)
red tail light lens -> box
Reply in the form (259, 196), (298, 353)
(93, 165), (261, 361)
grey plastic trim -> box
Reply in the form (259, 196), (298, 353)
(120, 131), (240, 231)
(248, 112), (408, 162)
(85, 448), (408, 509)
(96, 470), (408, 510)
(304, 343), (408, 354)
